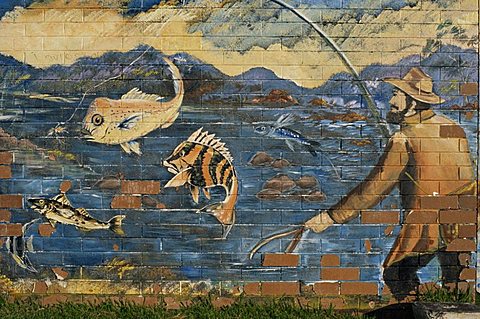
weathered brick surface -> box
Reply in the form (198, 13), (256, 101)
(0, 223), (22, 236)
(321, 268), (360, 281)
(261, 282), (300, 296)
(313, 282), (339, 295)
(121, 180), (161, 195)
(361, 211), (399, 224)
(321, 254), (340, 267)
(0, 166), (12, 179)
(0, 0), (477, 305)
(0, 152), (13, 164)
(341, 282), (378, 295)
(262, 253), (299, 267)
(111, 195), (142, 209)
(0, 210), (11, 222)
(0, 195), (22, 208)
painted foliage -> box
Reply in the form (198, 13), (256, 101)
(0, 0), (477, 303)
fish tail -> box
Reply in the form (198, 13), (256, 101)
(197, 176), (238, 238)
(108, 215), (126, 236)
(162, 57), (184, 105)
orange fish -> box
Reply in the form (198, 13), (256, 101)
(163, 128), (238, 238)
(82, 57), (184, 155)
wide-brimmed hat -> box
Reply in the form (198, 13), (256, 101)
(384, 67), (445, 104)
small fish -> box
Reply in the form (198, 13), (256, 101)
(254, 114), (340, 178)
(163, 128), (238, 238)
(28, 193), (125, 235)
(254, 114), (321, 156)
(81, 56), (184, 155)
(5, 218), (41, 272)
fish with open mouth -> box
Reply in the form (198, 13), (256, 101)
(5, 218), (41, 272)
(28, 193), (125, 235)
(163, 128), (238, 238)
(81, 56), (184, 155)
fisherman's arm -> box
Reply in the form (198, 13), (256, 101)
(305, 132), (409, 232)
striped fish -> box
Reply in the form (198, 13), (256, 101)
(163, 128), (238, 238)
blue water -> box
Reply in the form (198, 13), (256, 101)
(0, 95), (477, 285)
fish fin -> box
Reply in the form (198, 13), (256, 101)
(108, 215), (126, 236)
(276, 113), (295, 127)
(203, 188), (211, 200)
(121, 87), (164, 101)
(52, 193), (72, 206)
(197, 203), (235, 227)
(120, 141), (142, 155)
(76, 208), (91, 218)
(187, 128), (233, 162)
(165, 168), (191, 188)
(190, 186), (200, 204)
(11, 253), (37, 273)
(304, 144), (317, 157)
(26, 235), (34, 252)
(285, 140), (296, 152)
(117, 113), (142, 130)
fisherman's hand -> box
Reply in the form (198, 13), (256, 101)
(304, 211), (334, 233)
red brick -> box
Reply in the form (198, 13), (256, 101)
(446, 239), (476, 252)
(33, 281), (48, 294)
(458, 253), (471, 266)
(0, 223), (22, 236)
(0, 210), (11, 222)
(439, 125), (466, 138)
(261, 282), (300, 296)
(41, 295), (69, 305)
(111, 195), (141, 209)
(0, 166), (11, 179)
(404, 210), (438, 223)
(0, 195), (22, 208)
(121, 180), (161, 195)
(420, 196), (458, 210)
(243, 282), (260, 295)
(313, 282), (339, 295)
(38, 223), (56, 237)
(458, 225), (476, 238)
(144, 296), (159, 306)
(341, 282), (378, 295)
(321, 254), (340, 267)
(0, 152), (13, 164)
(51, 267), (69, 280)
(460, 83), (478, 96)
(439, 210), (476, 224)
(262, 253), (299, 267)
(459, 268), (475, 280)
(212, 297), (234, 309)
(59, 180), (72, 193)
(321, 268), (359, 281)
(458, 196), (477, 209)
(361, 211), (399, 224)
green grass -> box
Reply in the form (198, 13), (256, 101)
(0, 296), (368, 319)
(418, 286), (473, 303)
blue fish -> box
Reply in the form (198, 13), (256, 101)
(254, 114), (320, 156)
(254, 114), (339, 178)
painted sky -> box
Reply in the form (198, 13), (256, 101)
(0, 0), (477, 87)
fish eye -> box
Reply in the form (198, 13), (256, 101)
(260, 126), (266, 131)
(91, 114), (104, 126)
(39, 199), (45, 205)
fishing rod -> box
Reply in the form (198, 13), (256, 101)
(268, 0), (390, 138)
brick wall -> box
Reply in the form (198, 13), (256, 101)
(0, 0), (478, 309)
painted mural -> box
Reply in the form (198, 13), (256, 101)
(0, 0), (478, 304)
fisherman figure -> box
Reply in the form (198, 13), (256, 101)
(304, 67), (475, 300)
